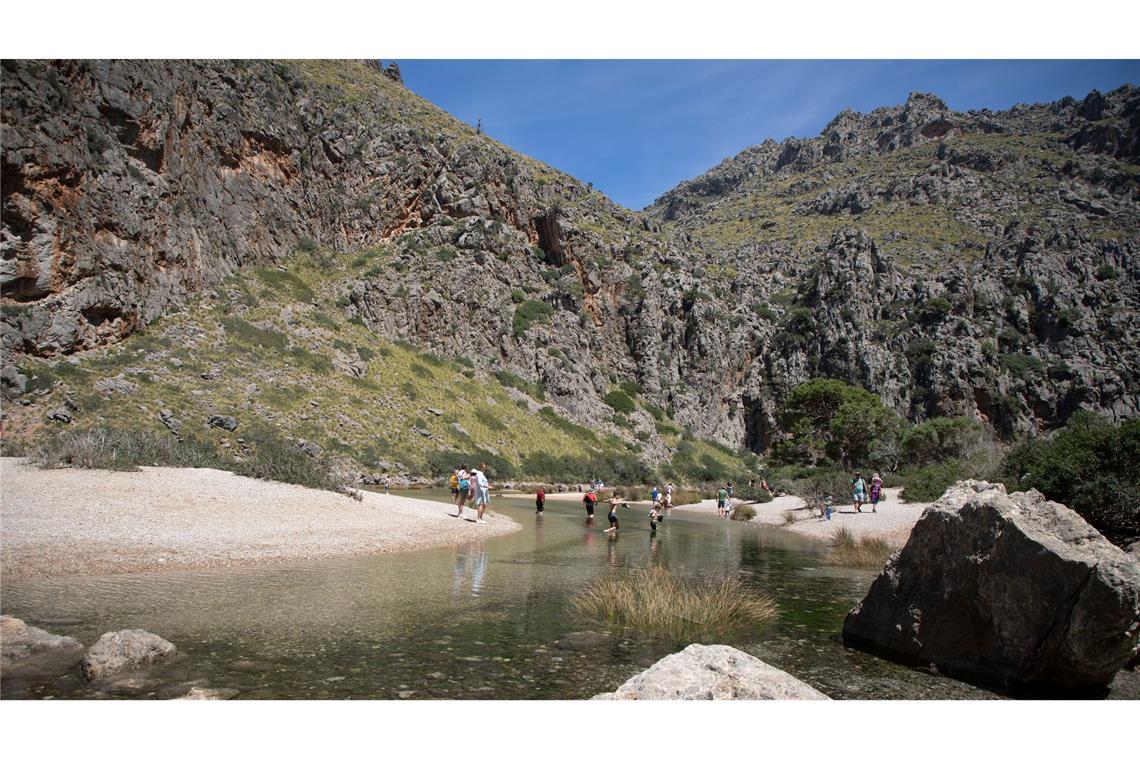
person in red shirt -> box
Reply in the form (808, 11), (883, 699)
(582, 487), (597, 517)
(536, 487), (546, 515)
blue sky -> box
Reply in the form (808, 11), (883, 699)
(399, 60), (1140, 210)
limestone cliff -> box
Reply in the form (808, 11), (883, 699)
(3, 60), (1138, 459)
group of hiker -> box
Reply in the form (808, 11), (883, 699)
(448, 465), (492, 523)
(446, 468), (887, 530)
(850, 471), (884, 513)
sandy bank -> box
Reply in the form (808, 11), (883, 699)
(0, 458), (519, 580)
(673, 488), (930, 547)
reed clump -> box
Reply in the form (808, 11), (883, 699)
(731, 503), (757, 521)
(824, 526), (895, 569)
(570, 566), (777, 639)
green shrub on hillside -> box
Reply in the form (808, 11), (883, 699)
(900, 417), (986, 468)
(221, 317), (287, 350)
(999, 352), (1043, 379)
(512, 299), (554, 336)
(603, 389), (636, 413)
(255, 269), (315, 302)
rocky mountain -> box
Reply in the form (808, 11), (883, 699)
(2, 60), (1138, 473)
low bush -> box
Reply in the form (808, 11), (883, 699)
(730, 503), (757, 521)
(35, 428), (220, 471)
(603, 389), (635, 413)
(33, 427), (353, 493)
(570, 566), (777, 640)
(511, 299), (554, 337)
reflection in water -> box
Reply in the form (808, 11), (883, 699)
(606, 532), (619, 567)
(452, 543), (488, 597)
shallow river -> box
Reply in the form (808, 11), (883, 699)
(0, 489), (1082, 699)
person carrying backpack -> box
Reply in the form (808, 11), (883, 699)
(583, 487), (597, 517)
(453, 468), (471, 518)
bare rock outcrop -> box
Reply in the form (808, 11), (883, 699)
(592, 643), (828, 700)
(843, 480), (1140, 693)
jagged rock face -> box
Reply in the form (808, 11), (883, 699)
(592, 643), (829, 699)
(3, 62), (1138, 452)
(842, 481), (1140, 693)
(0, 60), (560, 357)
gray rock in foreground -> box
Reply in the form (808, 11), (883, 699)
(81, 629), (178, 682)
(592, 644), (829, 700)
(0, 615), (85, 677)
(843, 480), (1140, 693)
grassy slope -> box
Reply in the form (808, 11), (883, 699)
(4, 245), (744, 483)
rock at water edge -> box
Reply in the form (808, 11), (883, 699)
(81, 629), (178, 682)
(592, 643), (829, 700)
(0, 616), (85, 677)
(842, 480), (1140, 692)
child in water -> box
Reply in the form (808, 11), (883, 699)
(604, 494), (624, 533)
(649, 502), (663, 532)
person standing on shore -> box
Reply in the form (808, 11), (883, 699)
(717, 484), (728, 518)
(449, 470), (460, 505)
(852, 472), (866, 514)
(651, 484), (660, 505)
(383, 474), (391, 495)
(472, 466), (491, 524)
(869, 473), (883, 513)
(535, 486), (546, 515)
(454, 467), (471, 519)
(665, 482), (674, 508)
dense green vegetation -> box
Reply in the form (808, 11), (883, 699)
(1002, 412), (1139, 548)
(767, 379), (1136, 548)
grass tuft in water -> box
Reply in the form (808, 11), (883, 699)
(731, 503), (757, 521)
(824, 526), (895, 569)
(570, 566), (777, 640)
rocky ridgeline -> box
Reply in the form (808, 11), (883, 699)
(3, 61), (1138, 455)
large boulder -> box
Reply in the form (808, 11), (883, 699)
(843, 480), (1140, 693)
(592, 644), (828, 700)
(0, 616), (85, 677)
(81, 629), (178, 682)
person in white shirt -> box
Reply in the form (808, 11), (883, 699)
(472, 466), (491, 523)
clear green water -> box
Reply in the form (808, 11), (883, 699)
(1, 490), (1012, 699)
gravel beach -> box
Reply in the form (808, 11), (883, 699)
(673, 487), (930, 546)
(0, 458), (519, 580)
